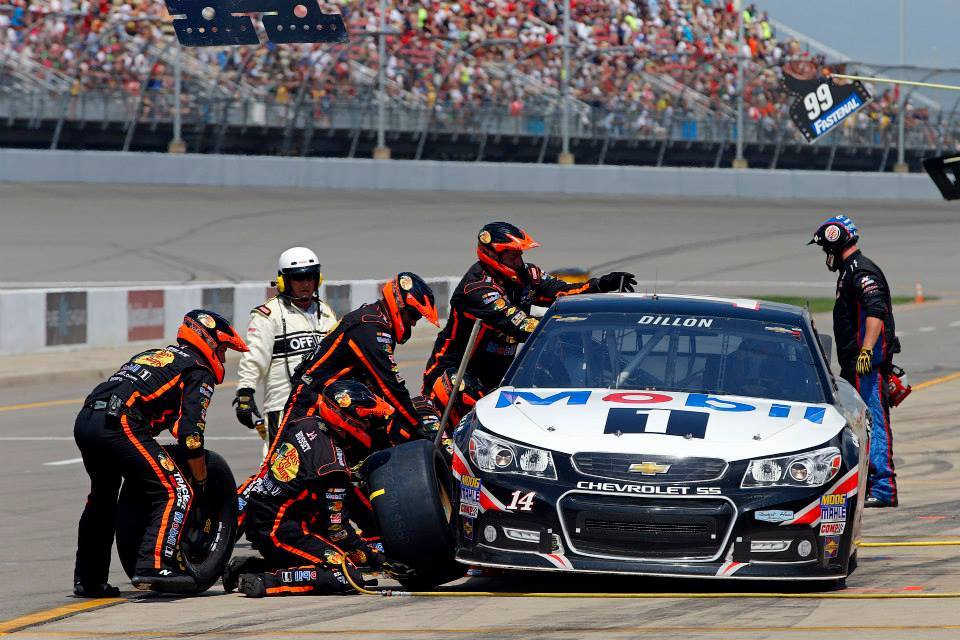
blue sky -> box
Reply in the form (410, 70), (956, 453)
(754, 0), (957, 68)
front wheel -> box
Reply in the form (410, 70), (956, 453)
(367, 439), (463, 589)
(115, 446), (238, 594)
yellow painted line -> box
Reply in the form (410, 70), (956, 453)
(858, 540), (960, 548)
(914, 371), (960, 391)
(0, 398), (83, 413)
(0, 598), (125, 634)
(18, 623), (960, 636)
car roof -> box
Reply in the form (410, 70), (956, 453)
(550, 293), (809, 324)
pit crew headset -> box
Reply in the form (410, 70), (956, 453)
(807, 214), (859, 272)
(477, 221), (540, 283)
(380, 272), (440, 344)
(317, 380), (395, 451)
(177, 309), (250, 383)
(274, 246), (324, 381)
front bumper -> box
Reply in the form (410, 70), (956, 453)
(451, 446), (860, 580)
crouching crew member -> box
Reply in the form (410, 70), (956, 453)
(228, 381), (395, 597)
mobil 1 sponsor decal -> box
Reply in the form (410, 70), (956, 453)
(781, 63), (871, 143)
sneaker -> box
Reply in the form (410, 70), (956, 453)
(864, 496), (898, 509)
(73, 582), (120, 598)
(131, 569), (196, 593)
(239, 574), (266, 598)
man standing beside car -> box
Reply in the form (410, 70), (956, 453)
(809, 215), (899, 508)
(234, 247), (338, 453)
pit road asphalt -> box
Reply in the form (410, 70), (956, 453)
(0, 185), (959, 638)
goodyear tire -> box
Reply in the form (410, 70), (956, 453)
(367, 439), (463, 589)
(115, 446), (238, 594)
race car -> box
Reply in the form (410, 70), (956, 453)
(367, 293), (869, 585)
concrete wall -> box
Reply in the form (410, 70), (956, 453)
(0, 148), (939, 200)
(0, 278), (460, 355)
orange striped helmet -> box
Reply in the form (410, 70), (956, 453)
(477, 221), (540, 282)
(318, 380), (395, 451)
(176, 309), (248, 383)
(380, 272), (440, 344)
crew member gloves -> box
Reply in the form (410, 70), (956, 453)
(856, 347), (873, 375)
(599, 271), (638, 293)
(233, 388), (263, 429)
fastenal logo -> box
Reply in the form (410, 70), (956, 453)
(627, 461), (671, 475)
(813, 94), (863, 136)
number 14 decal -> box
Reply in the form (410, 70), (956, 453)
(507, 490), (536, 511)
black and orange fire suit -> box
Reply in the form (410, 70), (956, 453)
(281, 301), (425, 447)
(73, 345), (215, 586)
(240, 417), (373, 595)
(423, 262), (602, 393)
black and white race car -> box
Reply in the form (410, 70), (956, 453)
(367, 294), (869, 586)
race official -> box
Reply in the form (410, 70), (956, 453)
(809, 215), (899, 508)
(422, 221), (636, 395)
(235, 247), (337, 447)
(73, 310), (248, 595)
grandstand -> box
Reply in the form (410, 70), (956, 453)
(0, 0), (953, 169)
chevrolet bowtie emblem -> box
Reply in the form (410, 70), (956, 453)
(628, 462), (671, 475)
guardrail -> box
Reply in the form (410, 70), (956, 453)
(0, 277), (460, 356)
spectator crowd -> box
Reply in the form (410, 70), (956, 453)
(0, 0), (942, 144)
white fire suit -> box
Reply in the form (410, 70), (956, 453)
(237, 296), (338, 425)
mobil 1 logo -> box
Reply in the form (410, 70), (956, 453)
(781, 60), (871, 143)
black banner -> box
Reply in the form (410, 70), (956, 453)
(781, 63), (871, 143)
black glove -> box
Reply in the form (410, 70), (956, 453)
(232, 388), (262, 429)
(190, 476), (210, 534)
(598, 271), (637, 293)
(348, 546), (386, 571)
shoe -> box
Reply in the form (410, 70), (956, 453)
(132, 569), (197, 593)
(238, 574), (266, 598)
(222, 556), (265, 593)
(864, 496), (898, 508)
(73, 581), (120, 598)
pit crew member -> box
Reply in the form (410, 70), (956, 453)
(234, 247), (337, 448)
(228, 381), (394, 597)
(422, 221), (636, 394)
(73, 310), (248, 595)
(809, 214), (899, 508)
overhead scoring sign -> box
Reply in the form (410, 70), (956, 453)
(164, 0), (348, 46)
(781, 61), (871, 143)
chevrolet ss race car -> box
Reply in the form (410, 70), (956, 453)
(367, 294), (869, 587)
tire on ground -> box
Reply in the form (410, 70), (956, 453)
(115, 445), (238, 594)
(367, 439), (462, 589)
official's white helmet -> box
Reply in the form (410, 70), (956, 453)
(278, 247), (320, 275)
(276, 247), (322, 298)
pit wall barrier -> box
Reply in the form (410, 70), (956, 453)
(0, 149), (939, 200)
(0, 278), (460, 356)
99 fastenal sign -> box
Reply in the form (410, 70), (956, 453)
(781, 61), (871, 143)
(164, 0), (349, 46)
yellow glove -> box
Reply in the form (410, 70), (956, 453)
(856, 347), (873, 376)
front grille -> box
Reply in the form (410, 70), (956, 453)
(572, 452), (727, 483)
(561, 494), (734, 560)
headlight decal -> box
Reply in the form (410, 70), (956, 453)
(777, 466), (860, 527)
(468, 429), (558, 480)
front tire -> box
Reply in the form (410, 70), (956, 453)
(367, 440), (462, 589)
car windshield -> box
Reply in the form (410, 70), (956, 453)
(508, 312), (826, 403)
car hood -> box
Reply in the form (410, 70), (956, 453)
(474, 387), (845, 461)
